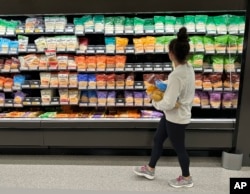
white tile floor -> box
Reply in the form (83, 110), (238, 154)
(0, 155), (249, 194)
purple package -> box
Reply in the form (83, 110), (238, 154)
(223, 92), (233, 101)
(125, 91), (133, 98)
(200, 91), (209, 99)
(133, 91), (143, 98)
(108, 91), (116, 98)
(97, 91), (108, 98)
(0, 92), (5, 103)
(141, 110), (163, 118)
(209, 92), (221, 101)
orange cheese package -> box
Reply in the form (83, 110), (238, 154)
(75, 56), (86, 70)
(4, 78), (13, 89)
(106, 56), (116, 68)
(115, 55), (126, 69)
(0, 76), (5, 88)
(96, 55), (106, 70)
(86, 56), (96, 69)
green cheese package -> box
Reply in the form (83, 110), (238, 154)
(144, 18), (154, 32)
(206, 17), (216, 34)
(155, 36), (165, 52)
(227, 15), (240, 34)
(214, 35), (228, 52)
(39, 112), (57, 118)
(192, 36), (204, 52)
(187, 55), (193, 66)
(192, 54), (204, 68)
(82, 15), (94, 31)
(237, 36), (244, 53)
(239, 16), (245, 33)
(224, 55), (236, 72)
(174, 17), (183, 32)
(203, 36), (215, 52)
(125, 17), (134, 33)
(213, 15), (228, 34)
(154, 16), (165, 31)
(195, 15), (208, 32)
(93, 15), (104, 32)
(184, 15), (195, 32)
(134, 17), (145, 33)
(227, 35), (239, 52)
(114, 16), (125, 33)
(105, 17), (115, 33)
(18, 35), (29, 51)
(189, 37), (195, 52)
(212, 55), (224, 72)
(165, 16), (176, 33)
(164, 36), (176, 52)
(74, 18), (84, 33)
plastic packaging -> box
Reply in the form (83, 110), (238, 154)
(195, 15), (208, 32)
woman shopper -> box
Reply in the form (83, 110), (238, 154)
(133, 27), (195, 188)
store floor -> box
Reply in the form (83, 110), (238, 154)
(0, 155), (249, 194)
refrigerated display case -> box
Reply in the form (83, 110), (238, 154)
(0, 0), (248, 155)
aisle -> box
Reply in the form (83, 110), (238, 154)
(0, 156), (249, 194)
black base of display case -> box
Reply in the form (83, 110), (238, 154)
(0, 119), (234, 152)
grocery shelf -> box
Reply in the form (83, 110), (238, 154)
(0, 25), (244, 37)
(9, 45), (243, 55)
(0, 117), (235, 129)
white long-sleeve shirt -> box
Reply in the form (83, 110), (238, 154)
(152, 64), (195, 124)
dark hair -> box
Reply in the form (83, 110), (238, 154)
(169, 27), (190, 63)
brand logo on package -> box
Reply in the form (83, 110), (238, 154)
(230, 178), (250, 194)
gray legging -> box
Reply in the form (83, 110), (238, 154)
(148, 116), (190, 177)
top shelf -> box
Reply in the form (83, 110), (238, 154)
(1, 25), (245, 37)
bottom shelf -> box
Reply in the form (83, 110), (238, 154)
(0, 118), (235, 149)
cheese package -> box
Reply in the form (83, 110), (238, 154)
(96, 55), (106, 70)
(78, 74), (88, 88)
(58, 72), (69, 87)
(57, 55), (68, 69)
(69, 73), (78, 88)
(41, 89), (54, 104)
(106, 74), (115, 88)
(40, 72), (51, 86)
(86, 56), (96, 69)
(75, 56), (86, 70)
(14, 91), (26, 104)
(96, 74), (107, 88)
(97, 91), (108, 104)
(69, 89), (79, 104)
(59, 89), (69, 103)
(115, 55), (126, 69)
